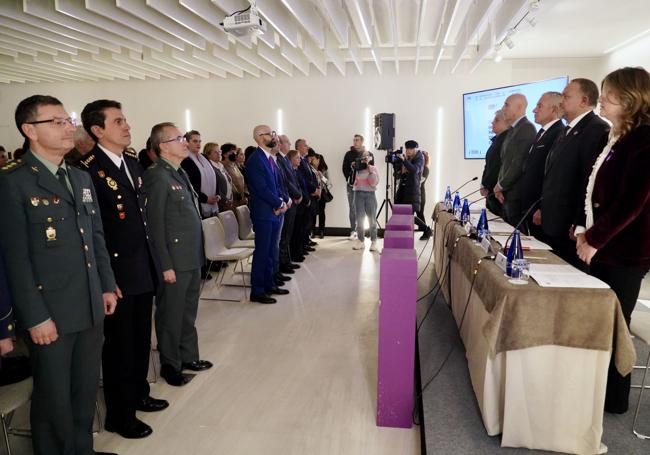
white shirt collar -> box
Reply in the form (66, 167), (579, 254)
(97, 143), (124, 168)
(567, 110), (592, 129)
(541, 118), (561, 132)
(260, 147), (272, 160)
(511, 115), (526, 128)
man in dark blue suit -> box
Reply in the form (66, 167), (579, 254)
(247, 125), (290, 304)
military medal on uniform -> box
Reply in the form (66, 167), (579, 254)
(106, 177), (118, 191)
(82, 188), (93, 203)
(31, 196), (40, 206)
(45, 226), (57, 242)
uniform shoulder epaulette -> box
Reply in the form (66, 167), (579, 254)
(124, 148), (138, 160)
(79, 153), (95, 169)
(1, 159), (25, 173)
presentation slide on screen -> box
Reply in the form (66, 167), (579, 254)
(463, 76), (568, 159)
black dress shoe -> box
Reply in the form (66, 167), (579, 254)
(182, 360), (213, 371)
(304, 246), (316, 252)
(279, 266), (295, 274)
(289, 263), (300, 269)
(200, 271), (213, 280)
(292, 256), (305, 262)
(160, 364), (189, 387)
(276, 273), (291, 281)
(266, 287), (289, 295)
(308, 240), (318, 246)
(105, 418), (153, 439)
(136, 396), (169, 412)
(96, 452), (119, 455)
(250, 294), (277, 304)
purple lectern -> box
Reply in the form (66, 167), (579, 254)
(383, 230), (414, 249)
(385, 214), (414, 232)
(391, 204), (413, 215)
(377, 247), (417, 428)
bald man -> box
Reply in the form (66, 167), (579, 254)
(494, 93), (537, 225)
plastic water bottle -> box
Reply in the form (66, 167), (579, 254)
(452, 192), (461, 219)
(460, 198), (470, 225)
(506, 230), (524, 277)
(477, 208), (489, 239)
(444, 186), (452, 209)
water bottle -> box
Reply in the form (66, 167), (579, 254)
(460, 198), (470, 225)
(477, 208), (489, 239)
(506, 230), (524, 277)
(444, 186), (452, 209)
(452, 192), (461, 219)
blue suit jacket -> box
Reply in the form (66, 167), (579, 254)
(247, 148), (283, 221)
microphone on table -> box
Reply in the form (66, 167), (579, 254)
(451, 176), (478, 194)
(469, 196), (486, 206)
(461, 188), (481, 199)
(500, 197), (542, 251)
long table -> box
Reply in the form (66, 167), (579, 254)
(432, 204), (635, 454)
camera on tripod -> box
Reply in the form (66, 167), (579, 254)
(384, 148), (404, 166)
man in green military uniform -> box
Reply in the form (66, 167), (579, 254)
(144, 122), (212, 387)
(0, 95), (119, 455)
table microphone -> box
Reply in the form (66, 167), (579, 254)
(451, 176), (478, 194)
(469, 196), (486, 206)
(500, 197), (542, 250)
(461, 188), (481, 199)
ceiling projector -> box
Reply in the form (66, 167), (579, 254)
(218, 1), (267, 37)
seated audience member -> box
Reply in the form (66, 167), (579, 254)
(575, 66), (650, 414)
(352, 150), (379, 251)
(180, 130), (220, 219)
(204, 142), (234, 211)
(0, 146), (7, 167)
(138, 137), (157, 169)
(480, 110), (510, 216)
(223, 143), (248, 204)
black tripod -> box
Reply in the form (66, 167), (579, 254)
(376, 148), (395, 230)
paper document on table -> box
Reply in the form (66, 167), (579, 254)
(490, 235), (553, 250)
(529, 264), (610, 289)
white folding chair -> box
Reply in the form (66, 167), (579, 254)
(218, 210), (255, 249)
(201, 217), (253, 302)
(234, 205), (255, 240)
(631, 309), (650, 439)
(0, 377), (32, 455)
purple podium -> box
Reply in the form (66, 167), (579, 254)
(385, 214), (413, 232)
(377, 212), (417, 428)
(383, 230), (414, 249)
(391, 204), (413, 215)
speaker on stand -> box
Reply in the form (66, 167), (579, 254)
(373, 113), (395, 228)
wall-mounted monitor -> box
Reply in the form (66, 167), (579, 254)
(463, 76), (569, 159)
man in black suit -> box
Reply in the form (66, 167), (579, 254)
(517, 92), (564, 238)
(80, 100), (168, 439)
(277, 135), (302, 274)
(295, 139), (320, 253)
(538, 79), (610, 268)
(494, 94), (537, 225)
(480, 110), (509, 216)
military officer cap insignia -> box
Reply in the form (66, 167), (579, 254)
(80, 154), (95, 168)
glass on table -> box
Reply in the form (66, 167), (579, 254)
(508, 258), (530, 285)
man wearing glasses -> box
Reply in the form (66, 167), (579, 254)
(0, 95), (118, 455)
(144, 122), (212, 386)
(247, 125), (289, 304)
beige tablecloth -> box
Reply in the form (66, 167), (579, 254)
(431, 204), (635, 454)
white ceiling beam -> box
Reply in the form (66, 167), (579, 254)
(414, 0), (427, 75)
(92, 50), (162, 80)
(0, 58), (80, 81)
(0, 64), (60, 82)
(0, 31), (58, 55)
(469, 20), (494, 73)
(280, 0), (324, 49)
(12, 53), (100, 80)
(147, 0), (229, 50)
(449, 0), (495, 73)
(146, 47), (209, 78)
(192, 46), (244, 78)
(433, 0), (457, 74)
(256, 0), (299, 48)
(235, 43), (276, 76)
(170, 48), (228, 78)
(0, 27), (77, 54)
(56, 0), (164, 52)
(281, 34), (310, 76)
(317, 0), (348, 47)
(346, 0), (373, 47)
(0, 15), (97, 54)
(388, 0), (399, 73)
(110, 50), (174, 79)
(301, 33), (326, 75)
(0, 41), (36, 56)
(129, 49), (191, 79)
(24, 0), (142, 53)
(257, 40), (293, 76)
(347, 37), (363, 75)
(56, 53), (130, 80)
(115, 0), (206, 50)
(39, 53), (116, 80)
(212, 44), (260, 77)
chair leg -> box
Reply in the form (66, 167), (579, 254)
(149, 347), (158, 384)
(199, 260), (213, 296)
(239, 260), (247, 301)
(94, 400), (103, 434)
(633, 349), (650, 439)
(1, 414), (11, 455)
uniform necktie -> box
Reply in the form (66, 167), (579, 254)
(535, 128), (545, 143)
(119, 160), (134, 189)
(56, 167), (72, 198)
(268, 156), (276, 176)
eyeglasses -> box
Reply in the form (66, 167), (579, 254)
(161, 136), (187, 144)
(257, 131), (277, 137)
(26, 117), (77, 128)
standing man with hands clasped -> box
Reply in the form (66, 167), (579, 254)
(0, 95), (119, 455)
(144, 122), (213, 387)
(80, 99), (168, 440)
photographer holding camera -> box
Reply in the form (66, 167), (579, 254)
(394, 140), (432, 240)
(351, 151), (380, 251)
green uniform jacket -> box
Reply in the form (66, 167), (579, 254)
(143, 160), (204, 273)
(0, 151), (116, 334)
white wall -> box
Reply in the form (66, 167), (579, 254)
(0, 57), (603, 228)
(602, 34), (650, 74)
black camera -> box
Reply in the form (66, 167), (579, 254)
(385, 147), (404, 165)
(354, 157), (368, 171)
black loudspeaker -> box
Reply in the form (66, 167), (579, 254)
(373, 113), (395, 150)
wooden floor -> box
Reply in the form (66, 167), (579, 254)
(89, 237), (420, 455)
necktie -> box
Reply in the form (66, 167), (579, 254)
(56, 167), (72, 197)
(564, 125), (572, 136)
(268, 156), (276, 176)
(535, 128), (545, 142)
(119, 160), (134, 189)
